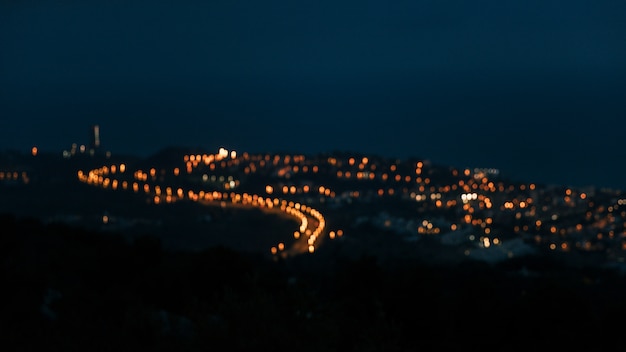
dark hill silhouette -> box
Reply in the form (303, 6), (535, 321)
(1, 212), (625, 351)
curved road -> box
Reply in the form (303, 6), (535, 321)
(78, 148), (329, 257)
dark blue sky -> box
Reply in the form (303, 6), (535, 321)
(2, 0), (626, 189)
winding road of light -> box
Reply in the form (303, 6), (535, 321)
(77, 148), (329, 257)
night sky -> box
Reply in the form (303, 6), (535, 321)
(2, 0), (625, 189)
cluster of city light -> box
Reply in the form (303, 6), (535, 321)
(323, 155), (588, 254)
(460, 192), (478, 202)
(0, 171), (29, 184)
(319, 155), (516, 243)
(417, 219), (441, 234)
(180, 149), (330, 255)
(74, 146), (626, 258)
(270, 200), (327, 254)
(265, 154), (624, 255)
(77, 148), (334, 256)
(478, 236), (501, 248)
(267, 183), (337, 199)
(275, 163), (319, 179)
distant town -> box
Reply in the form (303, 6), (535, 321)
(5, 124), (626, 350)
(2, 124), (626, 269)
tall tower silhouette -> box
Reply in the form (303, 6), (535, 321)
(89, 124), (101, 151)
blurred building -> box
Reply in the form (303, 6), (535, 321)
(89, 124), (101, 155)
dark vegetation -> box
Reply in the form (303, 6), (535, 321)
(2, 213), (626, 351)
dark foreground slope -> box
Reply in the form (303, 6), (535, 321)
(2, 213), (626, 352)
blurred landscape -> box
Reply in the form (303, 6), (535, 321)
(2, 143), (626, 350)
(3, 1), (626, 349)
